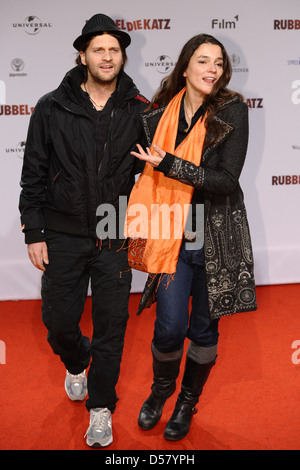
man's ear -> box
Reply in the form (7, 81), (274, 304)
(79, 51), (86, 66)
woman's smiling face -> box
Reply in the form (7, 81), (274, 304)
(183, 42), (224, 101)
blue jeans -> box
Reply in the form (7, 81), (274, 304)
(153, 243), (219, 353)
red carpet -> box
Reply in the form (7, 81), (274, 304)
(0, 284), (300, 450)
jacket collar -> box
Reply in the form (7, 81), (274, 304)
(201, 97), (241, 162)
(201, 115), (233, 162)
(52, 66), (139, 113)
(141, 95), (239, 152)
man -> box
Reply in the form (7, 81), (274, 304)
(19, 13), (148, 448)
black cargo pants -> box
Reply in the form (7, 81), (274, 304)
(41, 229), (132, 412)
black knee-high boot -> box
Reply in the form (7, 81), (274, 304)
(138, 349), (182, 430)
(164, 356), (216, 441)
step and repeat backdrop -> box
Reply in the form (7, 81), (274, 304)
(0, 0), (299, 299)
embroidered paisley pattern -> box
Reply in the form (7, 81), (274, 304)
(205, 203), (256, 319)
(167, 157), (205, 188)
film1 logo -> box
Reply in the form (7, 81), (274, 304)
(212, 15), (239, 29)
(13, 16), (52, 35)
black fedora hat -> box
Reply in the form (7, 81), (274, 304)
(73, 13), (131, 51)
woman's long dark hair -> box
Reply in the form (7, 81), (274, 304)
(149, 34), (243, 145)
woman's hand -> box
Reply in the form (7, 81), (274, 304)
(131, 144), (166, 167)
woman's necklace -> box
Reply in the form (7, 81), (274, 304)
(183, 98), (192, 132)
(83, 83), (104, 110)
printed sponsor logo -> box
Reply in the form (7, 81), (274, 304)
(230, 54), (249, 73)
(287, 57), (300, 66)
(0, 105), (34, 116)
(145, 55), (176, 74)
(10, 58), (27, 78)
(246, 98), (263, 109)
(272, 175), (300, 185)
(274, 19), (300, 30)
(4, 141), (26, 159)
(212, 15), (239, 29)
(12, 16), (52, 35)
(115, 18), (171, 31)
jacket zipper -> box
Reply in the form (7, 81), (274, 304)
(96, 106), (115, 242)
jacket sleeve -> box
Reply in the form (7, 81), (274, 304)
(158, 101), (249, 195)
(133, 105), (150, 175)
(19, 97), (51, 243)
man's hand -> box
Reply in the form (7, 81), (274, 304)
(27, 241), (49, 271)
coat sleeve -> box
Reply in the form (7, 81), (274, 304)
(161, 101), (249, 195)
(19, 97), (51, 242)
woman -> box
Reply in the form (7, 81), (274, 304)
(126, 34), (257, 441)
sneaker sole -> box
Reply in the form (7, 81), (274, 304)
(86, 436), (113, 448)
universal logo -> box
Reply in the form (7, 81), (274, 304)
(115, 18), (171, 31)
(145, 55), (176, 74)
(5, 141), (26, 160)
(230, 54), (248, 73)
(10, 58), (27, 78)
(12, 16), (52, 35)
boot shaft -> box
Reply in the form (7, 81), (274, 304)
(178, 356), (216, 407)
(152, 353), (182, 399)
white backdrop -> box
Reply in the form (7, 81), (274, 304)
(1, 0), (299, 300)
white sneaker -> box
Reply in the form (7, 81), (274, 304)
(85, 408), (113, 448)
(65, 370), (87, 401)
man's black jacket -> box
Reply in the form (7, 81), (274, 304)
(19, 66), (148, 243)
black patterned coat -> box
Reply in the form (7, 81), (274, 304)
(137, 97), (257, 320)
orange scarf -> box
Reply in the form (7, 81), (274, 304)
(125, 87), (207, 274)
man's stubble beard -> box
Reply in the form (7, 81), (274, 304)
(87, 64), (123, 87)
